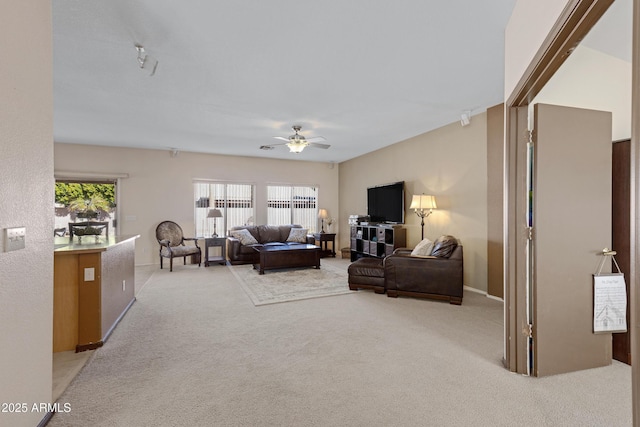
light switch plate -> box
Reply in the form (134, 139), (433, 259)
(4, 227), (26, 252)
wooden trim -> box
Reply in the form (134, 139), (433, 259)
(504, 106), (531, 374)
(54, 170), (128, 180)
(507, 0), (615, 107)
(631, 0), (640, 422)
(76, 341), (103, 353)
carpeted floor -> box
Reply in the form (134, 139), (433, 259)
(48, 259), (632, 426)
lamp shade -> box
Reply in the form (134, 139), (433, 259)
(318, 208), (329, 219)
(207, 208), (223, 218)
(409, 195), (437, 210)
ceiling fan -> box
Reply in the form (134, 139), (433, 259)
(260, 125), (330, 153)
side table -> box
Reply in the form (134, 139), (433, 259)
(204, 237), (227, 266)
(313, 233), (336, 258)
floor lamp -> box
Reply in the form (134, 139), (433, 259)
(409, 194), (437, 240)
(207, 208), (223, 237)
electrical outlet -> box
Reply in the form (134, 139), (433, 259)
(4, 227), (26, 252)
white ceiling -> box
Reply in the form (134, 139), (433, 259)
(53, 1), (519, 163)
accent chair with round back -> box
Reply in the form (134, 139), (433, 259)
(155, 221), (201, 272)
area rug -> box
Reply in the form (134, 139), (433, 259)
(228, 260), (353, 306)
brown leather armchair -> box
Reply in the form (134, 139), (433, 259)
(384, 244), (463, 305)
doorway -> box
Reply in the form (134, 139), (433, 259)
(504, 2), (639, 420)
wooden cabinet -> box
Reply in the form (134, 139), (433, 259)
(53, 235), (138, 353)
(350, 225), (406, 261)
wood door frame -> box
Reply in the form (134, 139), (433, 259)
(631, 2), (640, 423)
(505, 0), (638, 420)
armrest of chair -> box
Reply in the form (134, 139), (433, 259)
(392, 248), (413, 256)
(306, 235), (315, 245)
(183, 237), (200, 248)
(158, 239), (171, 247)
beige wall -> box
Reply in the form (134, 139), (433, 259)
(339, 114), (489, 292)
(487, 103), (505, 299)
(0, 2), (54, 426)
(54, 144), (340, 265)
(533, 45), (631, 141)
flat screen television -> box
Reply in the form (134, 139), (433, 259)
(367, 181), (405, 224)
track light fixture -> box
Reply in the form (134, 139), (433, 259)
(135, 44), (158, 76)
(460, 110), (472, 127)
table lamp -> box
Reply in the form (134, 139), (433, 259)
(318, 209), (329, 233)
(207, 208), (223, 237)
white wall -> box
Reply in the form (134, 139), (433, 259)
(0, 2), (54, 427)
(339, 114), (489, 292)
(505, 0), (572, 99)
(54, 144), (340, 265)
(532, 45), (631, 141)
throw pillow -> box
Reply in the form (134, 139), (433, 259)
(430, 235), (458, 258)
(230, 229), (259, 246)
(286, 228), (308, 243)
(411, 238), (434, 257)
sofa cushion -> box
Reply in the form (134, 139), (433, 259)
(430, 235), (458, 258)
(160, 245), (199, 257)
(239, 243), (262, 254)
(257, 225), (282, 243)
(230, 229), (259, 246)
(230, 225), (260, 242)
(286, 228), (308, 243)
(411, 238), (434, 257)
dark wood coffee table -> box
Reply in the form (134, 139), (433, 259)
(253, 244), (321, 275)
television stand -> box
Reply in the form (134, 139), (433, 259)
(350, 224), (406, 261)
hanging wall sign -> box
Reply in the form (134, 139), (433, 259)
(593, 273), (627, 334)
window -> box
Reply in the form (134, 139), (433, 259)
(194, 182), (254, 237)
(54, 180), (117, 236)
(267, 185), (318, 232)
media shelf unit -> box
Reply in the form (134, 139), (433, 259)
(350, 224), (406, 261)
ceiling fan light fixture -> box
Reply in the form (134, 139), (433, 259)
(265, 125), (329, 154)
(287, 142), (307, 153)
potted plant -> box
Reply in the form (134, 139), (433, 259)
(69, 194), (110, 221)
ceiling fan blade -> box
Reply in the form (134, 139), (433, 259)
(260, 142), (289, 150)
(273, 136), (290, 142)
(309, 143), (331, 149)
(306, 136), (326, 143)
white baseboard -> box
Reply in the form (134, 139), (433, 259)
(463, 285), (504, 302)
